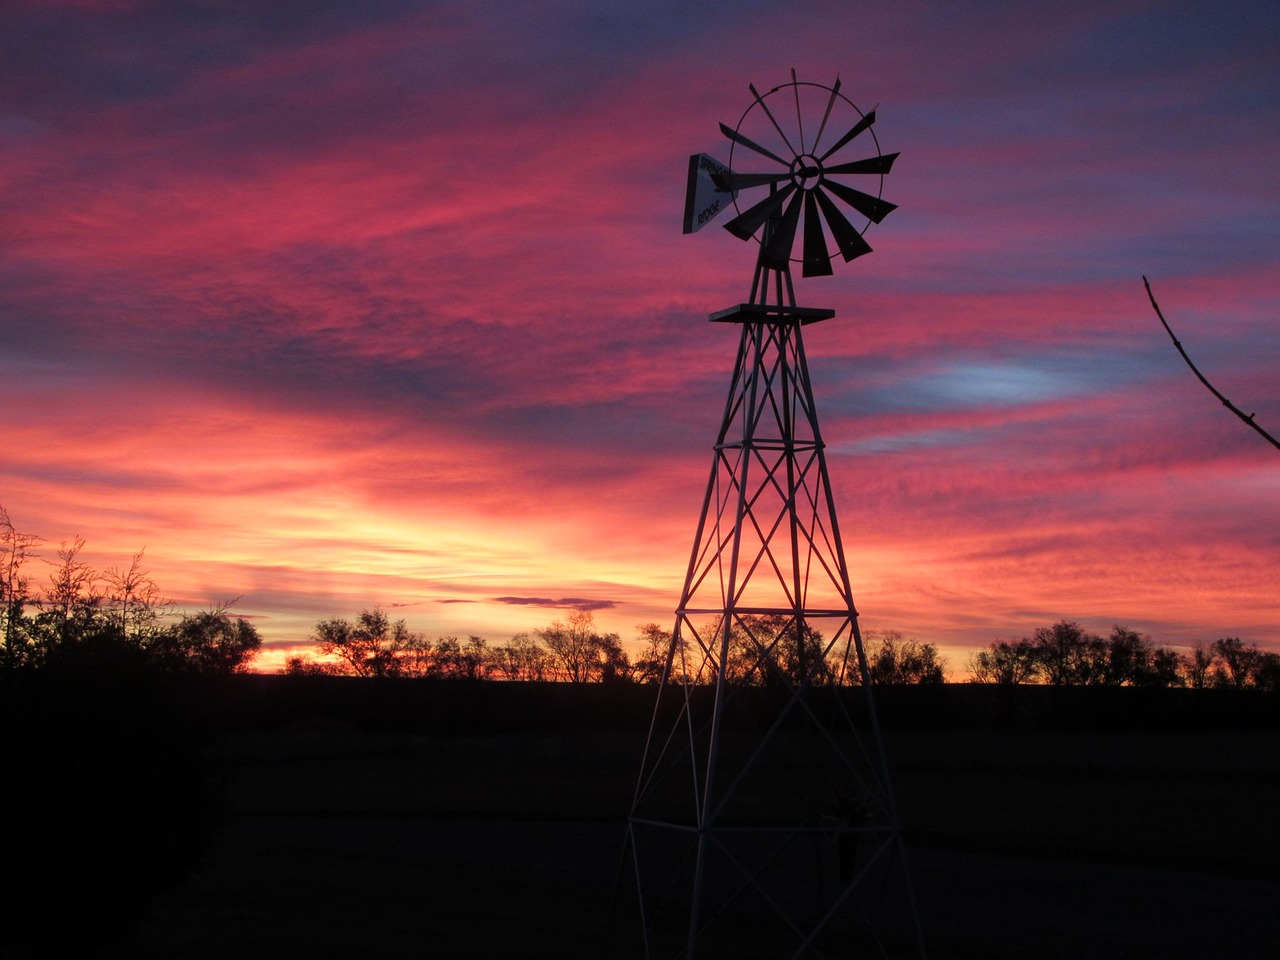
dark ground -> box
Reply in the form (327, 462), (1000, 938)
(14, 678), (1279, 959)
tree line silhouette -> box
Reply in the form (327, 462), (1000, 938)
(289, 612), (1277, 691)
(5, 506), (1274, 689)
(284, 607), (950, 686)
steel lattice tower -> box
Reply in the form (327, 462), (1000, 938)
(614, 75), (924, 960)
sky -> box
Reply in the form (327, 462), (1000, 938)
(2, 0), (1277, 672)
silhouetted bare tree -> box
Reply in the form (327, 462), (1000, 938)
(1032, 620), (1109, 685)
(1211, 636), (1257, 688)
(1146, 645), (1185, 688)
(537, 609), (626, 683)
(102, 549), (169, 642)
(866, 630), (946, 684)
(597, 632), (632, 684)
(149, 603), (262, 674)
(0, 504), (41, 667)
(632, 622), (687, 684)
(1182, 642), (1216, 689)
(1174, 637), (1280, 690)
(490, 631), (549, 681)
(41, 537), (101, 645)
(313, 608), (430, 678)
(970, 623), (1186, 686)
(1100, 626), (1150, 685)
(968, 638), (1040, 684)
(433, 635), (495, 680)
(282, 654), (335, 676)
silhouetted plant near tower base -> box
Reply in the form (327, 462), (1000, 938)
(691, 614), (836, 686)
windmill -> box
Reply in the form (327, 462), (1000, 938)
(617, 73), (924, 959)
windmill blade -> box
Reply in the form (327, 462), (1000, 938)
(719, 122), (790, 167)
(790, 68), (806, 154)
(811, 76), (842, 155)
(763, 190), (804, 267)
(750, 82), (798, 158)
(818, 109), (876, 161)
(802, 191), (832, 277)
(723, 183), (796, 240)
(822, 178), (897, 224)
(713, 170), (791, 191)
(824, 151), (899, 176)
(815, 188), (873, 261)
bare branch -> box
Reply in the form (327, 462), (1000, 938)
(1144, 275), (1279, 451)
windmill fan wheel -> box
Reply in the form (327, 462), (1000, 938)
(716, 74), (898, 278)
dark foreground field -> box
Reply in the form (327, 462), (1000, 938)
(13, 677), (1279, 958)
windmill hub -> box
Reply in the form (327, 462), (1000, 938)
(790, 154), (823, 190)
